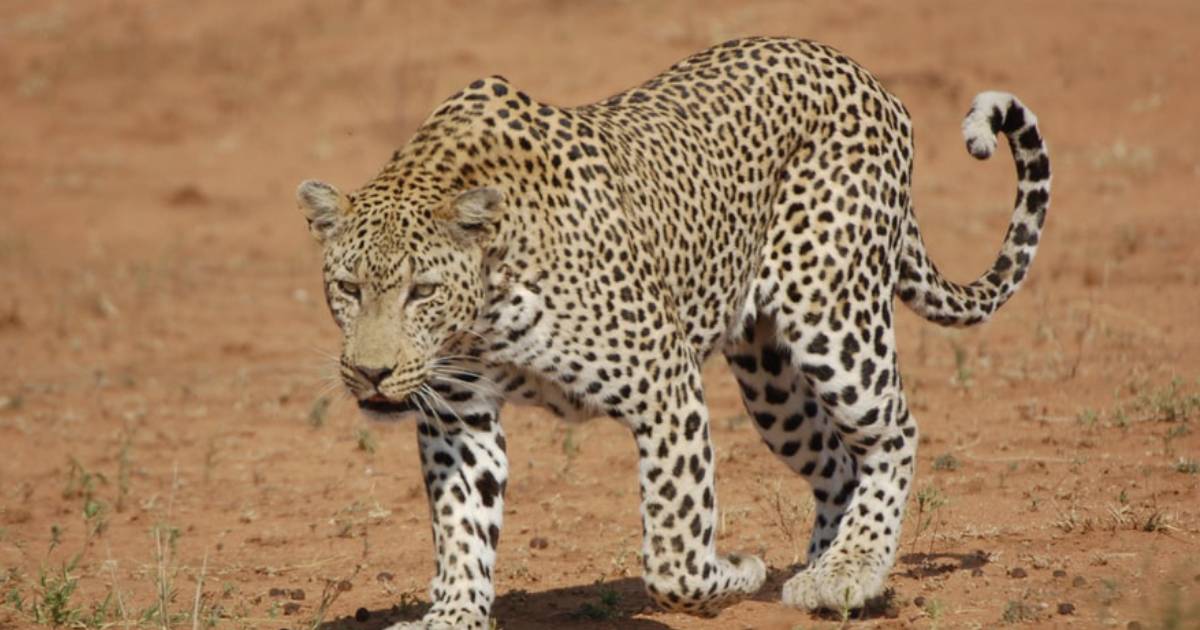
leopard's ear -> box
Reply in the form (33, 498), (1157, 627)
(441, 187), (505, 243)
(296, 180), (351, 244)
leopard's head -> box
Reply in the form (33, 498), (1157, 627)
(296, 178), (504, 418)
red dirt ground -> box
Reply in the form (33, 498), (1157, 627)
(2, 1), (1199, 628)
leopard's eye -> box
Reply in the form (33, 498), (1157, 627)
(336, 280), (361, 300)
(408, 283), (438, 303)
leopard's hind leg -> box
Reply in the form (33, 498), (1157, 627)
(725, 314), (916, 611)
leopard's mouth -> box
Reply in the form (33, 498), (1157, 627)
(357, 395), (418, 416)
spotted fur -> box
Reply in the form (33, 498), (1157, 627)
(296, 37), (1050, 628)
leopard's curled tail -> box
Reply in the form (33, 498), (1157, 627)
(897, 91), (1051, 326)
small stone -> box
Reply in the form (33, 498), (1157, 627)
(1009, 567), (1028, 578)
(289, 589), (305, 601)
(1127, 622), (1144, 630)
(1072, 575), (1087, 588)
(166, 184), (210, 207)
(268, 587), (287, 598)
(1053, 569), (1068, 578)
(282, 602), (301, 615)
(355, 607), (370, 622)
(529, 536), (549, 550)
(1058, 602), (1076, 615)
(376, 571), (395, 583)
(337, 580), (353, 592)
(913, 595), (926, 608)
(971, 568), (985, 577)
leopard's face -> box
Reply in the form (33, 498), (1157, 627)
(297, 179), (504, 418)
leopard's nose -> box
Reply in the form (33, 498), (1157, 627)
(357, 366), (394, 386)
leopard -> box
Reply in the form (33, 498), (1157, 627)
(295, 37), (1050, 629)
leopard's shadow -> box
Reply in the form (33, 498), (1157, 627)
(317, 567), (796, 629)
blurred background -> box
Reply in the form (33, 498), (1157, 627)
(1, 1), (1197, 628)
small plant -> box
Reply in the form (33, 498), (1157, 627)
(31, 555), (84, 627)
(1104, 378), (1200, 428)
(1138, 378), (1200, 423)
(932, 453), (959, 471)
(115, 431), (133, 513)
(356, 428), (377, 454)
(392, 590), (424, 619)
(1098, 577), (1122, 605)
(1174, 458), (1199, 475)
(1141, 510), (1174, 533)
(950, 341), (972, 389)
(139, 522), (188, 628)
(998, 461), (1018, 489)
(62, 459), (109, 538)
(1162, 424), (1191, 457)
(558, 427), (583, 477)
(1076, 408), (1099, 427)
(48, 525), (63, 551)
(767, 481), (812, 564)
(910, 486), (948, 554)
(203, 438), (219, 484)
(3, 569), (24, 609)
(1001, 598), (1038, 624)
(574, 588), (620, 621)
(304, 568), (361, 630)
(561, 427), (581, 457)
(924, 597), (945, 627)
(62, 458), (101, 501)
(1110, 407), (1130, 429)
(308, 396), (331, 428)
(82, 498), (107, 538)
(82, 589), (117, 629)
(838, 587), (853, 623)
(1052, 504), (1092, 534)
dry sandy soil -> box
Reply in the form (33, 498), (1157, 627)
(2, 1), (1199, 628)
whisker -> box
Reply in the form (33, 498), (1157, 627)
(429, 366), (500, 388)
(413, 386), (446, 434)
(423, 385), (466, 427)
(431, 355), (487, 366)
(453, 329), (490, 345)
(429, 377), (498, 403)
(428, 367), (502, 395)
(308, 344), (340, 359)
(432, 373), (500, 396)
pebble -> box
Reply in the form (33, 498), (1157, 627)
(529, 536), (550, 550)
(1009, 567), (1028, 578)
(1072, 575), (1087, 588)
(355, 607), (371, 622)
(1058, 602), (1076, 615)
(1053, 569), (1068, 578)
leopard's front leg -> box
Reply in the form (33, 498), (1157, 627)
(388, 411), (506, 630)
(629, 354), (767, 616)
